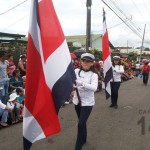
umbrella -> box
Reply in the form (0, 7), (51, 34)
(70, 53), (77, 59)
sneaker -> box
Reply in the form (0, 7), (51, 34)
(0, 122), (8, 127)
(109, 104), (114, 108)
(114, 105), (118, 109)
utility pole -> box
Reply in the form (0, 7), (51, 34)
(140, 24), (146, 62)
(86, 0), (92, 52)
(127, 40), (128, 54)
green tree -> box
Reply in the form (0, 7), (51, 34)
(128, 52), (137, 60)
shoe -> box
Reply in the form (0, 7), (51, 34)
(114, 105), (118, 109)
(0, 122), (8, 127)
(64, 101), (69, 105)
(109, 104), (114, 107)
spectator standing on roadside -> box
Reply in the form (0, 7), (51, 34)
(18, 55), (26, 77)
(7, 54), (16, 78)
(0, 51), (9, 103)
(141, 61), (150, 85)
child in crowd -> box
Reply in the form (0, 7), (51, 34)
(16, 87), (25, 105)
(7, 93), (23, 123)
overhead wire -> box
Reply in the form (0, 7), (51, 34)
(101, 0), (142, 39)
(142, 0), (150, 14)
(129, 0), (150, 43)
(2, 15), (29, 32)
(109, 0), (144, 35)
(0, 0), (28, 16)
(130, 0), (147, 22)
(101, 0), (150, 45)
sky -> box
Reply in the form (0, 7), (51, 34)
(0, 0), (150, 48)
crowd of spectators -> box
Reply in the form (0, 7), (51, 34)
(0, 50), (149, 127)
(0, 51), (26, 127)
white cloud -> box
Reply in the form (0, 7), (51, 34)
(0, 0), (150, 47)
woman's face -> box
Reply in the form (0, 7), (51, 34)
(81, 59), (94, 70)
(113, 59), (119, 65)
(9, 56), (13, 61)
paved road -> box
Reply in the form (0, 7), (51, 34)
(0, 77), (150, 150)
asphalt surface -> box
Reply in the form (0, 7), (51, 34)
(0, 77), (150, 150)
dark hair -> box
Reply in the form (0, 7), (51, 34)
(112, 59), (121, 67)
(16, 87), (24, 94)
(7, 54), (13, 59)
(145, 62), (149, 65)
(0, 51), (7, 58)
(21, 55), (26, 59)
(13, 69), (20, 76)
(78, 64), (99, 77)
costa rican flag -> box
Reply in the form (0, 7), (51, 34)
(102, 9), (113, 99)
(23, 0), (76, 149)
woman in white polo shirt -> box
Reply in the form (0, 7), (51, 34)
(110, 56), (124, 109)
(73, 53), (98, 150)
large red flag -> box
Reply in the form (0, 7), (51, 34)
(102, 9), (113, 99)
(23, 0), (76, 149)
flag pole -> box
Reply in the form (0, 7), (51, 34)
(74, 81), (82, 106)
(102, 8), (113, 99)
(86, 0), (92, 52)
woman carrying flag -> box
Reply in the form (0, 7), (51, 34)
(110, 56), (124, 109)
(72, 53), (98, 150)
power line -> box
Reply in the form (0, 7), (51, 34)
(101, 0), (142, 38)
(0, 0), (28, 16)
(142, 0), (150, 16)
(2, 15), (28, 31)
(92, 21), (128, 34)
(101, 0), (150, 44)
(130, 0), (147, 23)
(109, 0), (144, 35)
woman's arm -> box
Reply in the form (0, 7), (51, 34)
(18, 62), (26, 72)
(77, 73), (98, 92)
(114, 65), (124, 73)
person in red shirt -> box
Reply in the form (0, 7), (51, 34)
(141, 61), (150, 85)
(7, 54), (16, 77)
(94, 58), (101, 73)
(73, 58), (80, 69)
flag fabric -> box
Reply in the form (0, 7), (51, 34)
(102, 9), (113, 99)
(23, 0), (76, 149)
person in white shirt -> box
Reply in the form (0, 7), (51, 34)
(0, 51), (9, 103)
(110, 56), (124, 109)
(0, 100), (10, 127)
(72, 53), (98, 150)
(135, 61), (141, 76)
(7, 93), (23, 123)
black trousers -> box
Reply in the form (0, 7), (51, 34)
(75, 105), (93, 150)
(110, 82), (121, 106)
(142, 73), (149, 84)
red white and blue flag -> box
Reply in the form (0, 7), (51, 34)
(102, 9), (113, 99)
(23, 0), (76, 149)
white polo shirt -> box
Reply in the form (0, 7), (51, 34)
(0, 60), (9, 82)
(0, 100), (6, 109)
(112, 65), (124, 82)
(73, 69), (98, 106)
